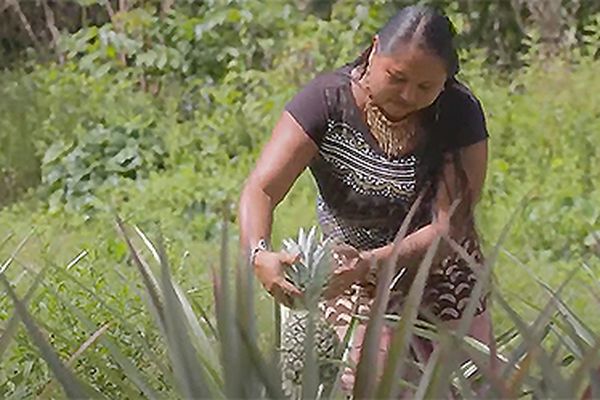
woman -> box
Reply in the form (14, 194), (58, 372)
(238, 4), (493, 391)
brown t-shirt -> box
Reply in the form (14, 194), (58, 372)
(285, 65), (489, 250)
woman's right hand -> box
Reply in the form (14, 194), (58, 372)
(253, 250), (303, 307)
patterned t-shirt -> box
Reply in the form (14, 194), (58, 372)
(285, 65), (489, 251)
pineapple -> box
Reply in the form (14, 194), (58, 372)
(280, 226), (341, 399)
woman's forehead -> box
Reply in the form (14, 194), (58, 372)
(377, 44), (447, 82)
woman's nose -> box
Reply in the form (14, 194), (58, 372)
(399, 83), (417, 107)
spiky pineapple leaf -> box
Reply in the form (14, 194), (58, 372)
(213, 208), (243, 399)
(302, 235), (333, 399)
(132, 222), (223, 385)
(356, 188), (428, 400)
(461, 342), (513, 398)
(238, 317), (287, 399)
(0, 267), (43, 361)
(236, 242), (261, 397)
(505, 248), (596, 354)
(305, 226), (317, 269)
(377, 235), (441, 399)
(173, 282), (223, 383)
(414, 345), (442, 400)
(301, 309), (319, 400)
(0, 228), (34, 276)
(494, 292), (571, 398)
(116, 217), (165, 328)
(52, 263), (172, 380)
(421, 193), (531, 398)
(156, 234), (220, 399)
(569, 329), (600, 396)
(374, 191), (445, 399)
(0, 272), (102, 399)
(44, 283), (162, 400)
(328, 313), (359, 399)
(38, 322), (111, 399)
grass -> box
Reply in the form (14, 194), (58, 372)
(1, 168), (599, 397)
(0, 185), (599, 398)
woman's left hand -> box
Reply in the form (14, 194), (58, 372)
(323, 244), (371, 299)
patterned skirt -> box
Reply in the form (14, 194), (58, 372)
(316, 192), (489, 332)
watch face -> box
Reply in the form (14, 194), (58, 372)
(250, 239), (269, 266)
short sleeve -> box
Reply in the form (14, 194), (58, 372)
(284, 75), (330, 146)
(440, 82), (489, 151)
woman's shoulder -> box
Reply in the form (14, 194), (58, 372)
(288, 65), (352, 107)
(439, 79), (485, 117)
(303, 65), (353, 90)
(284, 66), (352, 146)
(437, 79), (489, 150)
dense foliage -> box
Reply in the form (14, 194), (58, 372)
(0, 0), (599, 398)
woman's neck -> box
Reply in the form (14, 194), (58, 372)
(349, 68), (369, 113)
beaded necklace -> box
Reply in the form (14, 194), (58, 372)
(351, 67), (423, 158)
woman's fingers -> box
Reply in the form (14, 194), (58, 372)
(323, 267), (357, 299)
(267, 277), (303, 307)
(332, 251), (345, 268)
(332, 244), (360, 261)
(279, 279), (302, 297)
(270, 285), (294, 307)
(332, 258), (359, 276)
(281, 251), (301, 266)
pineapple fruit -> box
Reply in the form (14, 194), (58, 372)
(280, 226), (341, 398)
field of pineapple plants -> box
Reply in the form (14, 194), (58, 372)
(1, 0), (599, 398)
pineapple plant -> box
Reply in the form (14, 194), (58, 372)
(280, 226), (342, 399)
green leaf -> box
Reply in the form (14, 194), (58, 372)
(374, 191), (448, 399)
(377, 235), (441, 399)
(425, 193), (534, 398)
(214, 207), (243, 398)
(46, 284), (162, 400)
(0, 229), (34, 276)
(356, 189), (428, 400)
(157, 234), (218, 399)
(42, 141), (70, 165)
(137, 50), (157, 67)
(495, 292), (571, 398)
(157, 50), (168, 69)
(173, 282), (223, 386)
(0, 269), (44, 361)
(0, 273), (102, 399)
(414, 345), (442, 400)
(237, 318), (287, 399)
(116, 217), (165, 327)
(134, 226), (222, 386)
(301, 309), (319, 400)
(52, 264), (172, 381)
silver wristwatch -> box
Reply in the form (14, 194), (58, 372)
(249, 238), (269, 266)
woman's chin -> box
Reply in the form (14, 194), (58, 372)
(386, 110), (413, 122)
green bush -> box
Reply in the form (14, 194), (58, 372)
(41, 121), (167, 214)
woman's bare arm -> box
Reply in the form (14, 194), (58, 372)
(238, 111), (318, 256)
(367, 140), (489, 267)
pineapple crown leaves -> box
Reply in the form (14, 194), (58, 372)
(281, 226), (333, 309)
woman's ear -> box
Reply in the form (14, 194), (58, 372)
(368, 35), (379, 66)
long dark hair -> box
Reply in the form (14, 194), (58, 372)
(352, 5), (477, 238)
(352, 5), (459, 81)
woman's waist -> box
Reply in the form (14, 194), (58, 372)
(316, 196), (405, 227)
(316, 193), (433, 229)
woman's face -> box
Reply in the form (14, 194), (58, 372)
(366, 39), (448, 121)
